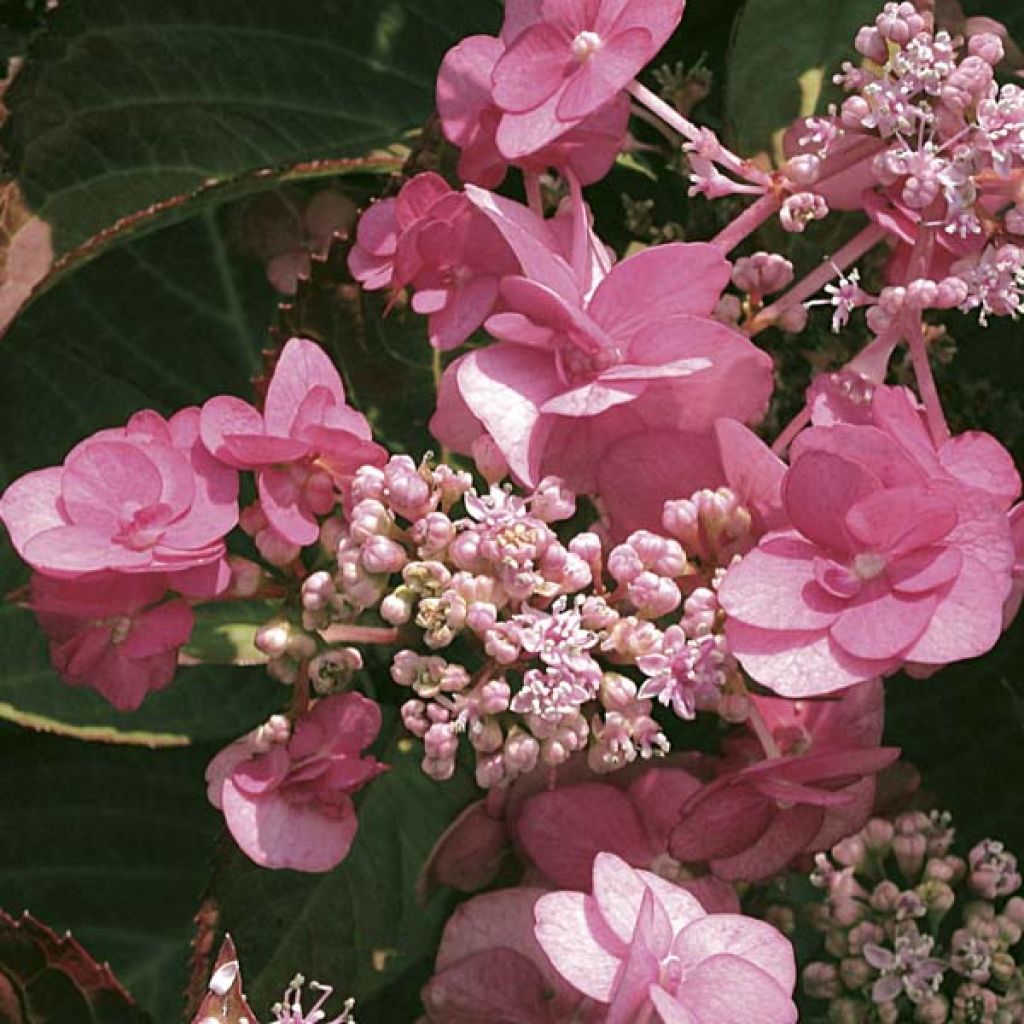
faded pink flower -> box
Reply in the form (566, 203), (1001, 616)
(422, 887), (596, 1023)
(431, 242), (774, 536)
(492, 0), (685, 158)
(534, 852), (798, 1023)
(0, 408), (238, 578)
(437, 34), (630, 188)
(29, 570), (193, 712)
(205, 693), (387, 872)
(200, 338), (385, 546)
(719, 386), (1020, 696)
(347, 173), (453, 292)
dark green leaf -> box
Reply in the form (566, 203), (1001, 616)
(183, 600), (278, 668)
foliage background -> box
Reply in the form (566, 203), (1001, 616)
(0, 0), (1022, 1019)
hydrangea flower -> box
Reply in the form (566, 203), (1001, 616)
(205, 693), (387, 872)
(533, 852), (798, 1022)
(719, 387), (1020, 696)
(200, 338), (386, 546)
(1, 407), (238, 579)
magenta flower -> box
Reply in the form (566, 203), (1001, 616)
(431, 242), (774, 535)
(437, 34), (630, 188)
(200, 338), (385, 546)
(534, 852), (798, 1023)
(492, 0), (686, 158)
(347, 172), (452, 292)
(29, 570), (193, 711)
(422, 887), (594, 1023)
(0, 407), (238, 578)
(205, 693), (387, 872)
(719, 386), (1020, 696)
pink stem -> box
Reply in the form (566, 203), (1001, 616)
(711, 192), (782, 254)
(747, 699), (781, 759)
(525, 171), (544, 217)
(752, 222), (888, 335)
(771, 405), (812, 456)
(320, 624), (400, 646)
(628, 80), (772, 186)
(566, 169), (590, 286)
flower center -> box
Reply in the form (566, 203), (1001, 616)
(571, 31), (603, 63)
(852, 551), (887, 580)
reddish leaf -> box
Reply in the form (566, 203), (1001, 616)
(189, 935), (258, 1024)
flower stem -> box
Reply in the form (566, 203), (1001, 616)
(525, 171), (544, 217)
(711, 192), (782, 254)
(771, 405), (812, 456)
(751, 222), (888, 335)
(747, 696), (781, 759)
(319, 624), (400, 646)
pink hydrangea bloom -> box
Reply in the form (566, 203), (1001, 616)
(437, 34), (630, 188)
(422, 887), (595, 1023)
(0, 407), (238, 578)
(719, 386), (1020, 696)
(347, 173), (452, 292)
(29, 571), (193, 711)
(200, 338), (385, 546)
(492, 0), (686, 158)
(431, 242), (774, 535)
(205, 692), (387, 872)
(534, 852), (798, 1023)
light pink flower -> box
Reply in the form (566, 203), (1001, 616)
(205, 692), (387, 872)
(29, 570), (193, 711)
(347, 173), (452, 292)
(534, 852), (798, 1023)
(422, 887), (595, 1023)
(492, 0), (686, 159)
(437, 34), (630, 188)
(200, 338), (385, 546)
(719, 386), (1020, 696)
(0, 408), (238, 578)
(431, 242), (774, 536)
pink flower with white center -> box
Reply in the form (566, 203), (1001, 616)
(28, 570), (193, 712)
(534, 852), (798, 1023)
(0, 407), (238, 579)
(346, 172), (452, 291)
(200, 338), (386, 546)
(437, 34), (630, 188)
(422, 887), (595, 1023)
(637, 624), (734, 721)
(205, 693), (387, 873)
(719, 386), (1020, 697)
(431, 242), (774, 538)
(491, 0), (686, 159)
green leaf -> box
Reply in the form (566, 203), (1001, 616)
(724, 0), (881, 162)
(183, 601), (279, 668)
(1, 0), (501, 298)
(210, 735), (475, 1020)
(0, 726), (222, 1020)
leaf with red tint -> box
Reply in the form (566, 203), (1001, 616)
(189, 935), (258, 1024)
(0, 910), (143, 1023)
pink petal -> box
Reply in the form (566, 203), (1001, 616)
(24, 525), (153, 573)
(497, 93), (569, 160)
(830, 583), (937, 660)
(674, 915), (796, 990)
(221, 434), (310, 466)
(0, 466), (66, 563)
(709, 804), (823, 882)
(715, 419), (787, 531)
(419, 800), (510, 895)
(649, 987), (699, 1024)
(492, 23), (572, 114)
(609, 0), (686, 46)
(791, 422), (924, 491)
(557, 28), (651, 121)
(675, 954), (797, 1024)
(717, 535), (844, 630)
(501, 0), (544, 44)
(939, 431), (1021, 509)
(258, 467), (319, 546)
(517, 783), (657, 890)
(670, 785), (774, 863)
(220, 783), (357, 872)
(428, 275), (499, 350)
(888, 546), (962, 594)
(120, 598), (194, 658)
(540, 378), (645, 416)
(588, 244), (731, 340)
(264, 338), (346, 437)
(62, 440), (163, 528)
(627, 768), (702, 852)
(606, 891), (663, 1024)
(436, 35), (504, 148)
(199, 395), (266, 467)
(533, 891), (623, 1001)
(635, 871), (707, 934)
(845, 487), (957, 554)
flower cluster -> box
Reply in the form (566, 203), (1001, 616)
(799, 809), (1024, 1023)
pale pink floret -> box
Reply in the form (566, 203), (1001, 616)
(200, 338), (385, 546)
(492, 0), (686, 159)
(422, 887), (594, 1023)
(29, 571), (193, 712)
(431, 242), (774, 536)
(437, 34), (630, 188)
(205, 692), (387, 873)
(0, 407), (238, 578)
(719, 386), (1020, 696)
(533, 852), (798, 1023)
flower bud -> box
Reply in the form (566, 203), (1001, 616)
(838, 956), (872, 990)
(776, 304), (808, 333)
(255, 526), (301, 567)
(361, 535), (408, 575)
(226, 556), (263, 598)
(239, 502), (268, 536)
(802, 962), (841, 1000)
(470, 435), (509, 485)
(255, 621), (291, 658)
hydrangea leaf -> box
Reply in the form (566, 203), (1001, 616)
(724, 0), (882, 163)
(182, 601), (278, 668)
(0, 727), (222, 1020)
(209, 735), (475, 1022)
